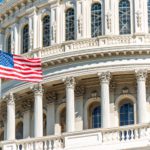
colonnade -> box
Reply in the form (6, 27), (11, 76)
(5, 70), (148, 141)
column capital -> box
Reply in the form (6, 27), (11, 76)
(63, 77), (76, 89)
(32, 83), (43, 96)
(5, 93), (15, 105)
(135, 69), (147, 81)
(98, 72), (111, 83)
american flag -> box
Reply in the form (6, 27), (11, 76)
(0, 50), (42, 82)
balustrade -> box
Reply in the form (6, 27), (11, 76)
(23, 35), (150, 59)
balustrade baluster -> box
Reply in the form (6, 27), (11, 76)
(44, 140), (47, 150)
(48, 140), (52, 150)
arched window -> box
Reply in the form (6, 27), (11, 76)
(43, 15), (50, 47)
(65, 8), (75, 41)
(7, 34), (11, 53)
(22, 24), (29, 53)
(92, 106), (101, 128)
(91, 3), (102, 37)
(60, 107), (66, 132)
(119, 0), (131, 34)
(148, 0), (150, 32)
(16, 122), (23, 139)
(120, 102), (134, 126)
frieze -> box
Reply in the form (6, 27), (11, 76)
(75, 86), (85, 97)
(46, 91), (57, 104)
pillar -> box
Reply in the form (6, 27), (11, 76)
(64, 77), (75, 132)
(99, 72), (111, 128)
(6, 93), (15, 140)
(0, 29), (4, 50)
(136, 70), (148, 123)
(33, 84), (43, 137)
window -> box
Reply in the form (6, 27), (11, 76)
(119, 0), (131, 34)
(22, 24), (29, 53)
(43, 15), (50, 47)
(120, 102), (134, 126)
(16, 122), (23, 139)
(92, 106), (101, 128)
(65, 8), (75, 41)
(7, 34), (11, 53)
(91, 3), (102, 37)
(148, 0), (150, 32)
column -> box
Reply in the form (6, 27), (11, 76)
(64, 77), (75, 132)
(136, 70), (148, 123)
(33, 84), (43, 137)
(22, 100), (31, 138)
(6, 93), (15, 140)
(46, 101), (55, 135)
(12, 23), (19, 54)
(99, 72), (111, 128)
(0, 29), (4, 50)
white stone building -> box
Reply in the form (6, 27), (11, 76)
(0, 0), (150, 149)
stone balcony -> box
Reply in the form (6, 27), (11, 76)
(1, 123), (150, 150)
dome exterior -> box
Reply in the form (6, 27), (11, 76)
(0, 0), (150, 150)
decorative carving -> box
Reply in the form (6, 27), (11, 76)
(63, 77), (75, 89)
(5, 92), (15, 105)
(46, 91), (57, 103)
(78, 16), (82, 34)
(65, 1), (75, 10)
(136, 69), (147, 81)
(22, 99), (32, 112)
(75, 86), (85, 97)
(136, 11), (142, 28)
(122, 87), (129, 94)
(106, 12), (111, 30)
(91, 91), (97, 98)
(98, 72), (111, 83)
(32, 84), (43, 96)
(16, 111), (23, 119)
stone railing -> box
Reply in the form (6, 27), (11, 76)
(24, 35), (150, 59)
(1, 123), (150, 150)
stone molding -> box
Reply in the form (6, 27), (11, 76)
(135, 69), (147, 81)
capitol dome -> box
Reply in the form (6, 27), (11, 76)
(0, 0), (150, 150)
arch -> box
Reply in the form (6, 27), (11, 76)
(91, 2), (102, 37)
(65, 8), (75, 41)
(119, 0), (131, 34)
(84, 97), (100, 129)
(22, 24), (29, 53)
(115, 94), (136, 125)
(42, 15), (50, 47)
(16, 121), (23, 139)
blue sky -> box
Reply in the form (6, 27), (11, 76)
(0, 0), (3, 3)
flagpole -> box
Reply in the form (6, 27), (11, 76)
(0, 78), (1, 98)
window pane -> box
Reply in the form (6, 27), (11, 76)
(119, 0), (131, 34)
(92, 106), (101, 128)
(43, 15), (50, 47)
(22, 25), (29, 53)
(91, 3), (102, 37)
(7, 35), (11, 53)
(65, 8), (75, 41)
(119, 102), (134, 126)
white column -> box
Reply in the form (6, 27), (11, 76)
(99, 72), (111, 128)
(0, 29), (4, 50)
(33, 84), (43, 137)
(12, 23), (19, 54)
(23, 110), (31, 138)
(6, 93), (15, 140)
(33, 10), (38, 49)
(136, 70), (148, 124)
(46, 101), (55, 135)
(64, 77), (75, 132)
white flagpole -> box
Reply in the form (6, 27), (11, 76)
(0, 78), (1, 98)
